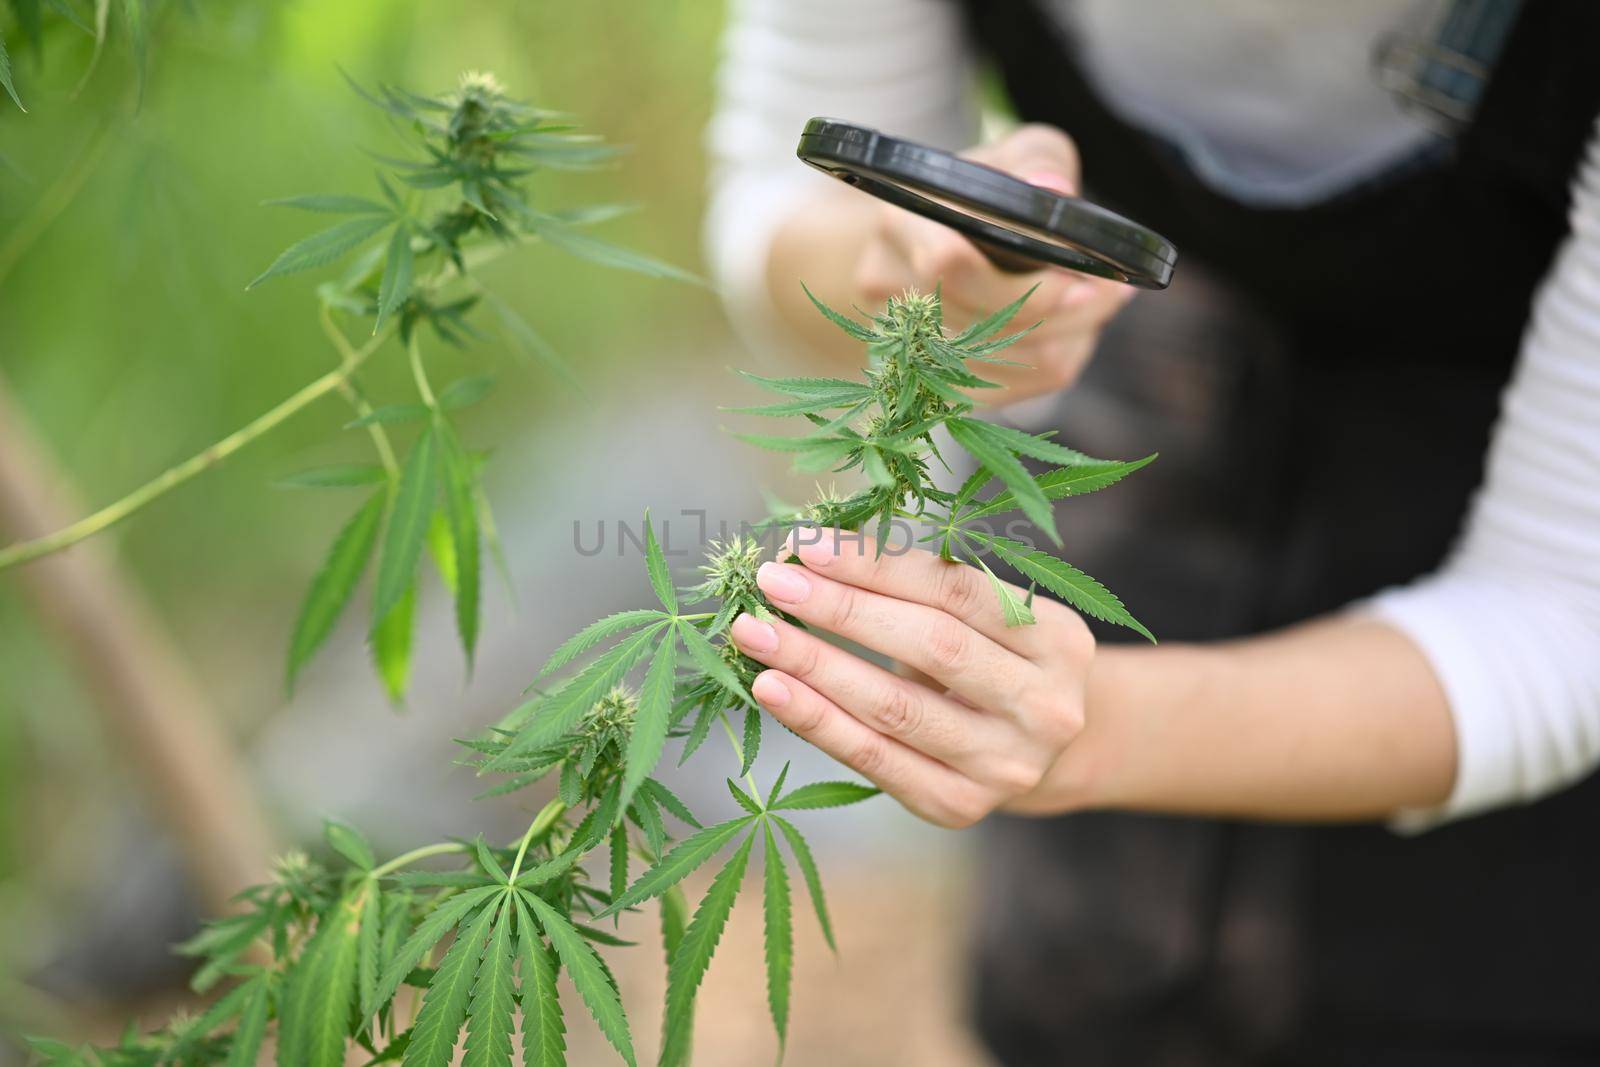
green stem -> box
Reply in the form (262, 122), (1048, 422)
(718, 711), (765, 805)
(369, 841), (470, 880)
(508, 797), (567, 882)
(408, 332), (438, 410)
(0, 324), (396, 572)
(321, 305), (399, 477)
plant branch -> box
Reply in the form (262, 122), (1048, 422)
(508, 797), (568, 882)
(369, 841), (470, 880)
(0, 324), (395, 572)
(407, 331), (438, 410)
(320, 305), (400, 477)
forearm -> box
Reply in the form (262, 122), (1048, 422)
(1047, 616), (1457, 821)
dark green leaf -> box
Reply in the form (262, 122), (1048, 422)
(405, 894), (498, 1067)
(602, 816), (754, 916)
(770, 816), (834, 951)
(965, 532), (1155, 642)
(946, 417), (1059, 546)
(373, 886), (502, 1015)
(460, 899), (517, 1067)
(675, 621), (755, 710)
(799, 283), (876, 341)
(437, 375), (496, 411)
(660, 834), (754, 1059)
(619, 635), (676, 816)
(959, 454), (1157, 522)
(375, 225), (415, 331)
(762, 822), (793, 1049)
(439, 429), (482, 664)
(642, 510), (677, 613)
(951, 283), (1037, 345)
(516, 904), (566, 1067)
(227, 980), (270, 1067)
(533, 609), (666, 680)
(640, 778), (701, 829)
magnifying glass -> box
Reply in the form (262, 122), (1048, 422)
(796, 117), (1177, 290)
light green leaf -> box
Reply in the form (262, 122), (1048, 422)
(642, 510), (677, 613)
(956, 417), (1095, 467)
(345, 403), (432, 428)
(946, 417), (1059, 546)
(516, 903), (566, 1067)
(640, 778), (701, 829)
(738, 704), (761, 779)
(620, 636), (677, 817)
(404, 894), (498, 1067)
(122, 0), (146, 103)
(974, 555), (1035, 627)
(249, 215), (392, 289)
(286, 490), (384, 691)
(533, 219), (701, 287)
(770, 816), (834, 952)
(276, 463), (390, 490)
(768, 781), (880, 811)
(438, 375), (496, 411)
(282, 891), (362, 1067)
(357, 883), (382, 1019)
(324, 818), (376, 871)
(602, 816), (755, 916)
(461, 899), (517, 1067)
(660, 834), (754, 1060)
(966, 532), (1155, 642)
(521, 890), (636, 1067)
(376, 224), (415, 331)
(374, 426), (437, 625)
(486, 291), (582, 395)
(762, 821), (793, 1049)
(371, 580), (417, 703)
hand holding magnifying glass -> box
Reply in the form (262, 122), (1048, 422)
(796, 120), (1177, 403)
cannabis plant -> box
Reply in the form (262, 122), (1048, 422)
(26, 281), (1152, 1066)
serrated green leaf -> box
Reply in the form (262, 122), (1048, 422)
(768, 762), (791, 806)
(951, 283), (1037, 345)
(946, 417), (1060, 546)
(267, 194), (390, 215)
(602, 816), (754, 916)
(660, 834), (754, 1060)
(287, 490), (384, 691)
(357, 883), (382, 1020)
(642, 511), (677, 613)
(516, 902), (566, 1067)
(739, 704), (762, 778)
(965, 532), (1155, 642)
(533, 609), (666, 681)
(770, 816), (834, 951)
(374, 427), (437, 624)
(958, 417), (1095, 467)
(609, 822), (629, 908)
(276, 463), (390, 490)
(496, 621), (670, 763)
(281, 891), (362, 1067)
(762, 822), (793, 1049)
(474, 837), (509, 885)
(325, 818), (376, 870)
(959, 454), (1157, 522)
(521, 890), (636, 1067)
(460, 899), (517, 1067)
(768, 781), (880, 811)
(799, 283), (877, 341)
(404, 894), (499, 1067)
(372, 580), (417, 703)
(511, 837), (590, 890)
(640, 778), (701, 829)
(249, 215), (392, 289)
(619, 635), (676, 817)
(375, 225), (414, 331)
(675, 621), (754, 710)
(725, 779), (761, 816)
(373, 886), (502, 1015)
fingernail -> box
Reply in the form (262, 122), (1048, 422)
(752, 671), (791, 707)
(791, 533), (836, 568)
(1022, 170), (1075, 196)
(757, 561), (812, 604)
(730, 613), (779, 654)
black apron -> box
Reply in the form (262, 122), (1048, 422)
(953, 3), (1600, 1065)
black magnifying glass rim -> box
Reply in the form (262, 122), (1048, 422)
(796, 117), (1177, 290)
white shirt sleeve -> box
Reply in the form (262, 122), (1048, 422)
(704, 0), (981, 347)
(1368, 112), (1600, 830)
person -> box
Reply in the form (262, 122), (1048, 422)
(705, 2), (1600, 1065)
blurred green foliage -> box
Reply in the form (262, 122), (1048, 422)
(0, 0), (727, 941)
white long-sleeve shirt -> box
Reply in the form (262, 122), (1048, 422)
(705, 0), (1600, 827)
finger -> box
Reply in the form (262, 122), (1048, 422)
(748, 668), (989, 828)
(854, 216), (916, 307)
(782, 526), (1062, 657)
(729, 612), (1019, 767)
(753, 559), (1039, 712)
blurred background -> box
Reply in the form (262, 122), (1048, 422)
(0, 1), (991, 1063)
